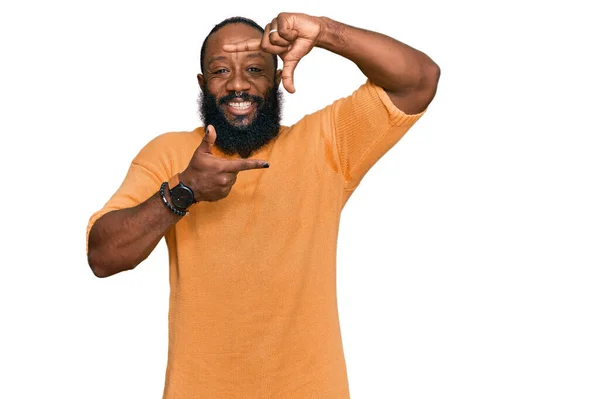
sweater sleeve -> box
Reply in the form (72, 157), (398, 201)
(332, 79), (426, 190)
(85, 133), (177, 253)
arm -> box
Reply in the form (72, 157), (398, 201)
(224, 13), (440, 114)
(222, 14), (438, 189)
(87, 190), (182, 278)
(87, 125), (269, 278)
(315, 17), (440, 115)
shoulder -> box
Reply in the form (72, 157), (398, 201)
(139, 128), (203, 153)
(289, 80), (377, 125)
(327, 80), (427, 127)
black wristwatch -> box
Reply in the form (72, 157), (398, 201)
(169, 182), (195, 210)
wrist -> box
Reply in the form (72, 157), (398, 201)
(177, 170), (201, 204)
(159, 182), (187, 217)
(315, 17), (345, 51)
(167, 172), (196, 210)
(163, 185), (172, 203)
(178, 170), (192, 189)
(165, 173), (182, 207)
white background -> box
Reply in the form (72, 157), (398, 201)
(1, 0), (599, 398)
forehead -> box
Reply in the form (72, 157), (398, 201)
(205, 23), (267, 63)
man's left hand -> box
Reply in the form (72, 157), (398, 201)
(222, 13), (323, 94)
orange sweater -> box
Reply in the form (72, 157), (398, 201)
(87, 80), (425, 398)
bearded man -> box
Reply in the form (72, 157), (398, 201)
(87, 12), (440, 399)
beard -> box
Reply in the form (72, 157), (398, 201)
(198, 85), (283, 158)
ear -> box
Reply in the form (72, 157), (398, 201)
(275, 69), (282, 87)
(197, 73), (205, 90)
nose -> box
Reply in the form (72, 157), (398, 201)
(225, 69), (251, 94)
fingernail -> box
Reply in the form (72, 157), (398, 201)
(263, 162), (270, 168)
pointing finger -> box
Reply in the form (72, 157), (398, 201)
(222, 39), (262, 53)
(198, 125), (216, 153)
(223, 158), (270, 173)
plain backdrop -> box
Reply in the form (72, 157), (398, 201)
(1, 1), (599, 398)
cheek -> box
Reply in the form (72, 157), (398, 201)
(252, 79), (275, 96)
(206, 78), (226, 93)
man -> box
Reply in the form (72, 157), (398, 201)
(87, 12), (439, 399)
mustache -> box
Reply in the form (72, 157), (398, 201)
(198, 85), (283, 157)
(218, 92), (264, 106)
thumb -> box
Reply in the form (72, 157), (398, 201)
(198, 125), (216, 153)
(282, 58), (298, 93)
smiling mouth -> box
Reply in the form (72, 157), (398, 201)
(225, 101), (256, 116)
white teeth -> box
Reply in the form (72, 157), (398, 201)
(229, 102), (251, 109)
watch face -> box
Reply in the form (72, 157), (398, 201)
(170, 186), (194, 209)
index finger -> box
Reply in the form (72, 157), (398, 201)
(222, 158), (270, 172)
(222, 39), (261, 53)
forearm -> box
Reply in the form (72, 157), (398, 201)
(87, 190), (182, 277)
(316, 17), (440, 113)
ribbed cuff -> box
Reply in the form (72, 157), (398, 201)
(367, 79), (427, 126)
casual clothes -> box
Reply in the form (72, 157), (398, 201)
(86, 79), (425, 398)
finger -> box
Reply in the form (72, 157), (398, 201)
(198, 125), (216, 153)
(281, 58), (299, 93)
(222, 158), (270, 173)
(256, 23), (289, 55)
(222, 39), (261, 53)
(267, 19), (290, 48)
(276, 14), (299, 42)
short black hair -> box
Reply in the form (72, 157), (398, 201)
(200, 16), (278, 76)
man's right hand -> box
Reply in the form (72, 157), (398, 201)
(179, 125), (270, 202)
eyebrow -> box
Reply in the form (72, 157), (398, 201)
(245, 52), (266, 60)
(207, 52), (266, 66)
(207, 55), (227, 65)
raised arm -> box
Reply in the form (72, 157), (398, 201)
(316, 17), (440, 114)
(222, 13), (440, 114)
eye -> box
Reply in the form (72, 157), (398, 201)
(213, 68), (228, 74)
(247, 67), (262, 73)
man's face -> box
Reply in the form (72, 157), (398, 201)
(198, 23), (283, 158)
